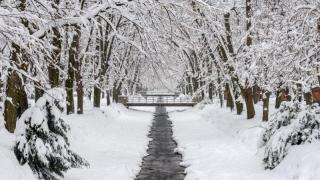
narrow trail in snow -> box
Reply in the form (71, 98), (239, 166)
(136, 106), (186, 180)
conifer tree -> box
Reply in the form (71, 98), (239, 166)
(14, 88), (89, 180)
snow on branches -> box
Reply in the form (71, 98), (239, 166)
(261, 101), (320, 169)
(14, 88), (89, 180)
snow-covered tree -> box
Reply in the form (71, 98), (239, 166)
(261, 101), (320, 169)
(14, 88), (89, 180)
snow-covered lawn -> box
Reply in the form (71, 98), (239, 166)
(0, 103), (153, 180)
(170, 103), (320, 180)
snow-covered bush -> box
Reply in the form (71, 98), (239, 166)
(14, 88), (89, 180)
(261, 101), (320, 169)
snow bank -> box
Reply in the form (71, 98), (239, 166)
(275, 142), (320, 180)
(0, 101), (153, 180)
(63, 103), (153, 180)
(261, 102), (320, 170)
(0, 118), (36, 180)
(170, 103), (284, 180)
(171, 101), (320, 180)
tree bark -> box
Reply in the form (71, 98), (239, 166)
(225, 83), (234, 111)
(262, 91), (270, 121)
(317, 18), (320, 86)
(35, 84), (44, 101)
(253, 84), (260, 104)
(208, 83), (213, 100)
(236, 101), (243, 115)
(65, 28), (79, 114)
(304, 92), (312, 105)
(73, 27), (83, 114)
(241, 88), (255, 119)
(246, 0), (253, 46)
(241, 0), (256, 119)
(76, 82), (84, 114)
(275, 89), (281, 109)
(106, 90), (111, 106)
(235, 87), (243, 115)
(34, 68), (44, 101)
(112, 82), (122, 103)
(218, 89), (224, 108)
(93, 86), (101, 108)
(77, 82), (84, 114)
(4, 0), (29, 133)
(4, 44), (28, 133)
(223, 12), (243, 114)
(48, 27), (61, 88)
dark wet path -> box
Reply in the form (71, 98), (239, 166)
(136, 106), (186, 180)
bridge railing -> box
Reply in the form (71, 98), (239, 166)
(139, 91), (181, 97)
(127, 96), (193, 104)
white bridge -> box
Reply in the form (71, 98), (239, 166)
(121, 91), (197, 107)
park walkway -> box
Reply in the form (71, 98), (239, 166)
(136, 106), (186, 180)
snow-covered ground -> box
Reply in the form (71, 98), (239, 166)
(0, 126), (36, 180)
(0, 100), (153, 180)
(170, 102), (320, 180)
(1, 98), (320, 180)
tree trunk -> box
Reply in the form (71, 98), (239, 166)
(4, 0), (29, 133)
(187, 76), (193, 96)
(112, 88), (117, 103)
(4, 45), (28, 133)
(208, 83), (213, 100)
(275, 89), (281, 109)
(106, 90), (111, 106)
(34, 69), (44, 101)
(93, 86), (101, 108)
(317, 18), (320, 86)
(246, 0), (252, 46)
(73, 27), (83, 114)
(192, 77), (199, 94)
(65, 83), (74, 114)
(48, 27), (61, 88)
(236, 101), (243, 115)
(112, 82), (122, 103)
(65, 28), (79, 114)
(76, 83), (84, 114)
(253, 84), (259, 104)
(218, 90), (224, 108)
(225, 83), (234, 111)
(234, 86), (243, 115)
(222, 12), (243, 114)
(305, 92), (312, 105)
(262, 91), (270, 121)
(35, 85), (44, 101)
(0, 74), (3, 97)
(296, 83), (303, 102)
(241, 87), (255, 119)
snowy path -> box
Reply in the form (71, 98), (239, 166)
(136, 106), (186, 180)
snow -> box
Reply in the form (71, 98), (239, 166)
(0, 122), (36, 180)
(2, 98), (320, 180)
(63, 103), (153, 180)
(275, 142), (320, 180)
(169, 102), (320, 180)
(0, 100), (153, 180)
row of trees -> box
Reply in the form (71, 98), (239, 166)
(170, 0), (320, 121)
(1, 0), (319, 133)
(0, 0), (170, 133)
